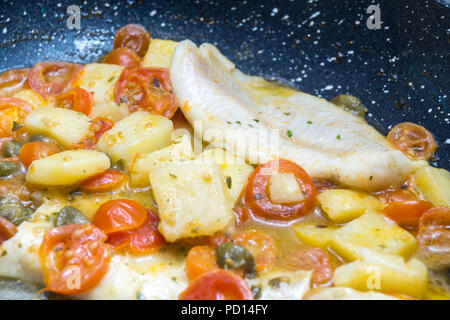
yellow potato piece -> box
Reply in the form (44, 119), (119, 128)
(142, 39), (179, 68)
(293, 223), (338, 248)
(413, 166), (450, 207)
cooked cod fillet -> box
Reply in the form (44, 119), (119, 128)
(170, 40), (425, 191)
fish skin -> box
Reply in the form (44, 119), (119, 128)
(170, 40), (425, 191)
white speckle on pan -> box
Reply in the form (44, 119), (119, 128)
(323, 85), (333, 90)
(271, 8), (278, 16)
(2, 27), (7, 34)
(445, 139), (450, 145)
(150, 10), (157, 16)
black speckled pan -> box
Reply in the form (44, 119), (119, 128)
(0, 0), (448, 169)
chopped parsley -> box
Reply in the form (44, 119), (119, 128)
(336, 134), (341, 140)
(307, 121), (313, 124)
(235, 121), (241, 125)
(286, 130), (293, 138)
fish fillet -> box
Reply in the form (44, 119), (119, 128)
(170, 40), (425, 191)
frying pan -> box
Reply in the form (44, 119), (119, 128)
(0, 0), (448, 169)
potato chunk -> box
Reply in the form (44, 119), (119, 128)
(198, 148), (254, 205)
(96, 111), (173, 166)
(293, 223), (338, 248)
(150, 161), (232, 242)
(330, 211), (417, 261)
(413, 166), (450, 207)
(24, 107), (91, 148)
(130, 135), (194, 187)
(269, 172), (304, 204)
(13, 89), (47, 109)
(26, 150), (110, 186)
(142, 39), (179, 68)
(333, 250), (428, 299)
(318, 189), (382, 223)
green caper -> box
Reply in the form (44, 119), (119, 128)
(111, 159), (125, 172)
(0, 203), (33, 226)
(331, 94), (368, 117)
(2, 140), (22, 158)
(28, 134), (52, 143)
(55, 206), (89, 227)
(0, 162), (21, 177)
(217, 242), (256, 278)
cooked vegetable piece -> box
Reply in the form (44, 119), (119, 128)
(0, 97), (33, 138)
(130, 134), (193, 187)
(382, 200), (433, 228)
(150, 161), (232, 242)
(330, 94), (367, 117)
(55, 206), (89, 227)
(28, 134), (52, 143)
(28, 61), (82, 97)
(293, 223), (338, 248)
(103, 48), (142, 68)
(18, 141), (62, 167)
(333, 249), (427, 299)
(269, 172), (304, 204)
(0, 203), (33, 226)
(318, 189), (382, 223)
(39, 224), (110, 295)
(56, 87), (93, 116)
(0, 162), (21, 177)
(0, 68), (30, 96)
(217, 242), (256, 277)
(142, 39), (179, 68)
(24, 107), (91, 148)
(186, 246), (218, 281)
(12, 89), (47, 109)
(330, 211), (417, 261)
(179, 270), (253, 300)
(0, 217), (17, 244)
(244, 159), (316, 221)
(75, 117), (114, 150)
(26, 150), (110, 186)
(413, 166), (450, 207)
(387, 122), (436, 160)
(199, 148), (254, 205)
(285, 247), (334, 285)
(81, 170), (126, 193)
(113, 24), (151, 57)
(2, 140), (22, 158)
(96, 111), (173, 166)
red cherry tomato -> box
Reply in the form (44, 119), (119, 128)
(18, 141), (63, 167)
(103, 48), (142, 68)
(114, 67), (178, 118)
(418, 206), (450, 257)
(39, 224), (110, 295)
(233, 206), (251, 227)
(73, 117), (114, 150)
(0, 217), (17, 244)
(387, 122), (436, 160)
(113, 24), (151, 57)
(28, 61), (82, 97)
(81, 170), (126, 193)
(0, 97), (33, 138)
(244, 159), (316, 221)
(185, 246), (219, 281)
(92, 199), (148, 234)
(56, 87), (93, 116)
(179, 270), (253, 300)
(285, 247), (334, 285)
(0, 68), (30, 96)
(383, 200), (433, 228)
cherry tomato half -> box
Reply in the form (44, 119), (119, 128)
(92, 199), (148, 234)
(0, 217), (17, 244)
(0, 68), (30, 96)
(19, 141), (63, 167)
(39, 224), (110, 295)
(56, 87), (93, 116)
(0, 97), (33, 138)
(103, 48), (142, 69)
(285, 247), (334, 285)
(387, 122), (437, 160)
(81, 170), (126, 193)
(114, 67), (178, 118)
(244, 159), (316, 221)
(383, 200), (433, 228)
(107, 210), (165, 255)
(113, 24), (151, 57)
(73, 117), (114, 150)
(185, 246), (218, 281)
(179, 270), (253, 300)
(28, 61), (82, 97)
(418, 206), (450, 256)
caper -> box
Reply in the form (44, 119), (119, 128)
(55, 206), (89, 227)
(331, 94), (368, 117)
(217, 242), (256, 278)
(0, 203), (33, 226)
(111, 159), (125, 172)
(28, 134), (52, 143)
(2, 140), (22, 158)
(0, 162), (21, 177)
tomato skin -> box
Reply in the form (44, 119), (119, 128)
(103, 48), (142, 68)
(107, 210), (165, 255)
(0, 68), (30, 96)
(39, 224), (110, 295)
(387, 122), (436, 160)
(28, 62), (82, 97)
(81, 170), (126, 193)
(244, 159), (316, 221)
(114, 67), (178, 118)
(56, 87), (93, 116)
(186, 246), (218, 281)
(232, 230), (279, 273)
(92, 199), (148, 234)
(418, 206), (450, 255)
(18, 141), (62, 167)
(376, 188), (417, 204)
(285, 247), (334, 285)
(179, 270), (253, 300)
(383, 200), (433, 228)
(0, 97), (33, 138)
(0, 217), (17, 244)
(113, 24), (151, 57)
(73, 117), (113, 150)
(233, 206), (250, 227)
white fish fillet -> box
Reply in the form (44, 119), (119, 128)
(170, 40), (425, 191)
